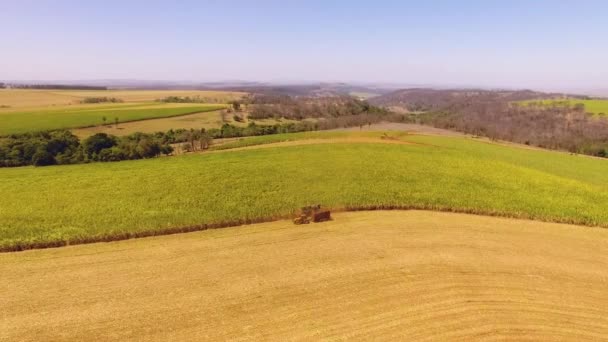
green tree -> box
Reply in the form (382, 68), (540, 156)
(231, 100), (241, 111)
(32, 148), (55, 166)
(82, 133), (117, 159)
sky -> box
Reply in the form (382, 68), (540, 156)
(1, 0), (608, 90)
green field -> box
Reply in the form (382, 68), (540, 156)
(521, 98), (608, 115)
(2, 131), (608, 251)
(0, 103), (226, 135)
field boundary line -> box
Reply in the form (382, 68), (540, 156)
(1, 205), (604, 253)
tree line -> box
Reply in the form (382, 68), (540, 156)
(80, 97), (124, 104)
(247, 95), (389, 120)
(0, 131), (174, 167)
(156, 95), (241, 104)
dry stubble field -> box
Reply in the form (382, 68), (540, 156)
(0, 89), (245, 108)
(2, 210), (607, 341)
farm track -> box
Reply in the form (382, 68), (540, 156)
(2, 210), (607, 341)
(208, 136), (421, 153)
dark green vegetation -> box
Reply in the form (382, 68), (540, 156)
(80, 97), (123, 104)
(2, 131), (608, 251)
(0, 131), (175, 166)
(156, 95), (229, 104)
(0, 121), (360, 167)
(249, 95), (389, 120)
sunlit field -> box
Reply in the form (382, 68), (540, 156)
(2, 131), (608, 251)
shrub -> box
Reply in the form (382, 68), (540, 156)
(32, 149), (55, 166)
(80, 97), (123, 104)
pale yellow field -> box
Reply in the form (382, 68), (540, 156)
(0, 89), (245, 109)
(2, 211), (607, 341)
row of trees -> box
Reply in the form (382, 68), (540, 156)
(156, 95), (239, 104)
(248, 96), (388, 120)
(0, 131), (174, 167)
(81, 97), (123, 104)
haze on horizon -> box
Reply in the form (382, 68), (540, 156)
(2, 0), (608, 92)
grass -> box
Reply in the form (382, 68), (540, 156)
(520, 98), (608, 115)
(3, 211), (608, 340)
(2, 131), (608, 251)
(0, 103), (225, 135)
(210, 131), (371, 150)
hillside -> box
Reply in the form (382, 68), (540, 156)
(368, 88), (565, 111)
(369, 88), (608, 158)
(3, 131), (608, 251)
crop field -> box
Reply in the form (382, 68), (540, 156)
(72, 109), (225, 138)
(2, 210), (607, 340)
(72, 111), (294, 138)
(521, 98), (608, 115)
(2, 131), (608, 251)
(0, 102), (225, 135)
(0, 89), (245, 108)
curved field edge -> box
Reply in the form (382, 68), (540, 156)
(0, 206), (594, 253)
(3, 211), (608, 340)
(2, 132), (608, 251)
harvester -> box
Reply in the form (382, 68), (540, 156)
(293, 205), (331, 225)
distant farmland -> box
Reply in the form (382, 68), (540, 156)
(0, 103), (225, 135)
(521, 98), (608, 115)
(3, 131), (608, 251)
(0, 89), (245, 108)
(0, 88), (248, 135)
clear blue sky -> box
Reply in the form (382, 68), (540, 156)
(1, 0), (607, 89)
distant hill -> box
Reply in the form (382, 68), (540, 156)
(208, 82), (393, 98)
(369, 88), (580, 112)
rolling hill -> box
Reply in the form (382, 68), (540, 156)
(2, 131), (608, 251)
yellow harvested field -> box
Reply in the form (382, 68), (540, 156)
(58, 89), (246, 103)
(2, 210), (608, 341)
(0, 89), (80, 108)
(72, 110), (225, 137)
(0, 89), (245, 109)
